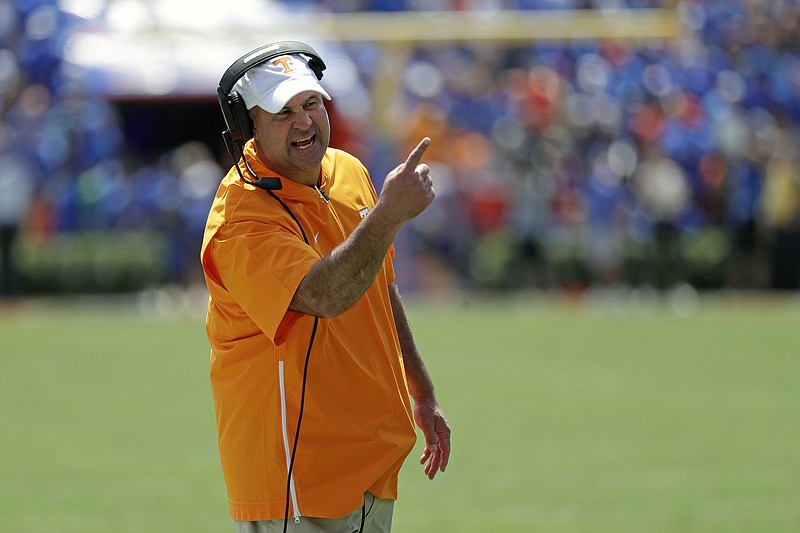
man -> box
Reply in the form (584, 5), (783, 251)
(200, 43), (451, 532)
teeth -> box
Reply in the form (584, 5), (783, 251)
(293, 136), (314, 149)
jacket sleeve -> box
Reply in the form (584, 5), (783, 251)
(206, 217), (320, 345)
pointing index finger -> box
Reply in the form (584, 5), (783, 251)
(405, 137), (431, 167)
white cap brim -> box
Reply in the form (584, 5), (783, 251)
(256, 77), (331, 113)
(233, 54), (331, 114)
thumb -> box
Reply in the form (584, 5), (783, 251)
(418, 417), (437, 453)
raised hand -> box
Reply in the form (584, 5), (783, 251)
(377, 137), (435, 225)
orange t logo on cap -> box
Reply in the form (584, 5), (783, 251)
(271, 57), (295, 73)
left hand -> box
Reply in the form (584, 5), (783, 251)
(414, 399), (451, 480)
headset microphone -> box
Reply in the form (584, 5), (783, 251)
(220, 128), (284, 190)
(248, 177), (283, 191)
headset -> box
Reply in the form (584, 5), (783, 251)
(216, 43), (367, 533)
(217, 41), (327, 191)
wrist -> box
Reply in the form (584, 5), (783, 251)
(369, 199), (405, 235)
(411, 390), (438, 406)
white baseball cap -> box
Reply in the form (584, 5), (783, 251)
(233, 54), (331, 113)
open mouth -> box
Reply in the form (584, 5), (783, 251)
(291, 134), (316, 151)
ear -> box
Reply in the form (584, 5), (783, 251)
(249, 110), (259, 140)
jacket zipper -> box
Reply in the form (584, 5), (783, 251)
(278, 361), (301, 523)
(314, 185), (330, 203)
(313, 185), (350, 240)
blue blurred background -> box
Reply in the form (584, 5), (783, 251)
(1, 0), (799, 298)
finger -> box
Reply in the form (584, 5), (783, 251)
(418, 413), (437, 457)
(424, 454), (435, 477)
(426, 449), (442, 479)
(405, 137), (431, 168)
(420, 439), (436, 461)
(419, 448), (431, 465)
(421, 443), (438, 477)
(426, 463), (436, 479)
(428, 450), (441, 479)
(438, 438), (450, 472)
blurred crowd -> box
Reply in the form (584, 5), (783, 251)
(1, 0), (800, 296)
(0, 0), (222, 294)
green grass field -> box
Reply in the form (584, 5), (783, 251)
(2, 292), (799, 532)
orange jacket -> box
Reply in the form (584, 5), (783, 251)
(200, 140), (417, 521)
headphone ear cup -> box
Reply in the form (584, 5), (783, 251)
(307, 57), (325, 80)
(229, 92), (253, 142)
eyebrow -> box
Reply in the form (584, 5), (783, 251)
(278, 95), (322, 114)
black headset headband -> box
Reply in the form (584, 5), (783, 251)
(218, 40), (326, 95)
(217, 41), (327, 145)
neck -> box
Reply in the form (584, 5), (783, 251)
(249, 146), (321, 187)
(289, 169), (321, 187)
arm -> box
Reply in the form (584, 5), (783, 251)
(289, 138), (434, 318)
(389, 283), (451, 480)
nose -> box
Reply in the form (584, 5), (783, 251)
(293, 108), (313, 129)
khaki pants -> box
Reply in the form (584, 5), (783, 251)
(234, 492), (394, 533)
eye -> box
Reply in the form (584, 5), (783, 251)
(305, 98), (322, 110)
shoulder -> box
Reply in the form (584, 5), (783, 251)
(209, 166), (289, 228)
(324, 148), (368, 174)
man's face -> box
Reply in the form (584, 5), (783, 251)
(250, 90), (330, 186)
